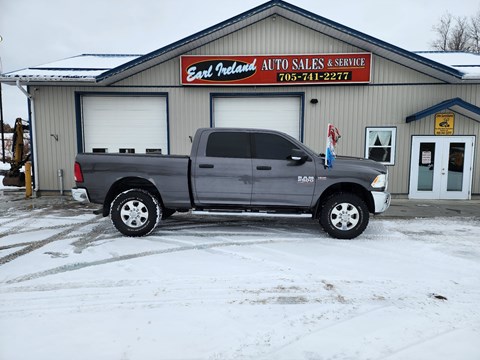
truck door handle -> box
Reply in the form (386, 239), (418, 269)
(199, 164), (214, 169)
(256, 166), (272, 170)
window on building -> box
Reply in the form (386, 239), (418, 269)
(146, 148), (162, 154)
(119, 148), (135, 154)
(92, 148), (108, 153)
(365, 127), (396, 165)
(253, 133), (300, 160)
(206, 132), (251, 158)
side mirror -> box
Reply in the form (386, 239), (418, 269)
(290, 149), (308, 162)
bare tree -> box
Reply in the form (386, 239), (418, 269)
(448, 16), (471, 51)
(432, 10), (480, 53)
(469, 9), (480, 53)
(432, 12), (453, 51)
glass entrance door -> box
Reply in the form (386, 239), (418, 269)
(409, 136), (475, 199)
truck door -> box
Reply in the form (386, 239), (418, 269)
(251, 133), (316, 207)
(192, 131), (253, 206)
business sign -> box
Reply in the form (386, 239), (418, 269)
(180, 53), (372, 86)
(435, 113), (454, 135)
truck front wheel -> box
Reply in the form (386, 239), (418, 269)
(110, 189), (162, 237)
(320, 193), (369, 239)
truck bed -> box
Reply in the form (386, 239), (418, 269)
(75, 153), (192, 209)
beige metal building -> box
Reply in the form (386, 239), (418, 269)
(1, 0), (480, 199)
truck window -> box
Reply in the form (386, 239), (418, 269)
(206, 132), (251, 158)
(253, 133), (299, 160)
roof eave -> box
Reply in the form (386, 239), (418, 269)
(2, 1), (472, 85)
(97, 0), (466, 85)
(96, 1), (280, 85)
(275, 2), (465, 81)
(406, 97), (480, 123)
(0, 76), (98, 86)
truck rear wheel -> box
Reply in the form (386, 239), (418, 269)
(110, 189), (162, 237)
(320, 193), (369, 239)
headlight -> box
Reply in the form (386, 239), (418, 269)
(371, 174), (387, 189)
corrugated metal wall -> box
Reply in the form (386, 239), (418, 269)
(33, 15), (479, 197)
(33, 86), (78, 192)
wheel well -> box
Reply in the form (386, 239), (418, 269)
(315, 182), (374, 217)
(102, 177), (162, 217)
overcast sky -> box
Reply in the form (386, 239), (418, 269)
(1, 0), (479, 125)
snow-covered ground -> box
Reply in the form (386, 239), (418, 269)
(0, 199), (479, 360)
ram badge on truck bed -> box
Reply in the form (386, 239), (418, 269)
(72, 128), (390, 239)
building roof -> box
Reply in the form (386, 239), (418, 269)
(415, 51), (480, 80)
(406, 97), (480, 123)
(1, 54), (141, 82)
(1, 0), (479, 85)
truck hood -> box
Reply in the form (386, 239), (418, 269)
(317, 155), (388, 189)
(335, 155), (387, 174)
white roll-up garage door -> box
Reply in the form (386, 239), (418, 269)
(82, 95), (168, 154)
(213, 96), (301, 140)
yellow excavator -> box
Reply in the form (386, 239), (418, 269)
(2, 117), (30, 187)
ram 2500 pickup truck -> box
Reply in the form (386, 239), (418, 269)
(72, 128), (390, 239)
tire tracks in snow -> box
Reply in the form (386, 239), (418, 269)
(0, 212), (48, 239)
(1, 213), (316, 283)
(5, 237), (298, 284)
(0, 215), (102, 266)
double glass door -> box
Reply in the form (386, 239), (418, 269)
(409, 136), (475, 199)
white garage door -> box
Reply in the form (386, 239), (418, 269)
(213, 96), (301, 140)
(82, 95), (168, 154)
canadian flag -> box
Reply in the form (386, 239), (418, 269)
(325, 123), (341, 168)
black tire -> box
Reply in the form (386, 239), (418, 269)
(110, 189), (162, 237)
(320, 193), (369, 239)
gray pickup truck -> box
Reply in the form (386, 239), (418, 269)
(72, 128), (390, 239)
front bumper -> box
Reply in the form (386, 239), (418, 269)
(371, 191), (391, 214)
(71, 187), (90, 203)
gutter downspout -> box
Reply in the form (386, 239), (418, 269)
(16, 79), (38, 194)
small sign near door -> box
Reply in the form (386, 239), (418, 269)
(421, 151), (431, 164)
(435, 113), (454, 135)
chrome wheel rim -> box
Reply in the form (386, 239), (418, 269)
(330, 202), (359, 231)
(120, 200), (149, 228)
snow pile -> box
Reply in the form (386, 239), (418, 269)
(0, 205), (479, 360)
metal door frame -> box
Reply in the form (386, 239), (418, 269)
(409, 136), (475, 199)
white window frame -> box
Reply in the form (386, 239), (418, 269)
(365, 127), (397, 165)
